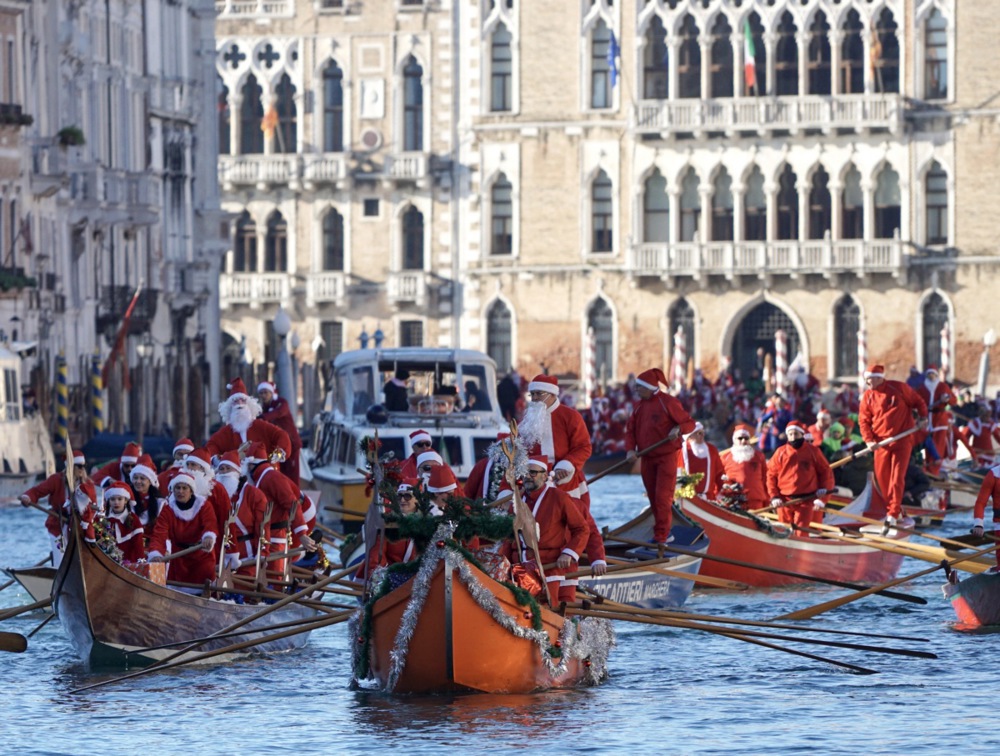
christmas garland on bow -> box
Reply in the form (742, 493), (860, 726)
(675, 472), (705, 500)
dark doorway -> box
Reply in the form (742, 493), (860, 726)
(731, 302), (801, 383)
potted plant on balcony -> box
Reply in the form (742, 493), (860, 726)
(56, 126), (86, 147)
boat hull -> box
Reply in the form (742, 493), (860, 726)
(2, 566), (56, 609)
(944, 572), (1000, 628)
(678, 495), (906, 587)
(369, 560), (608, 694)
(52, 526), (317, 668)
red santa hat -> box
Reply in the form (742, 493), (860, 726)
(130, 454), (158, 484)
(226, 377), (249, 399)
(785, 420), (807, 435)
(683, 421), (705, 441)
(120, 442), (142, 464)
(185, 448), (213, 473)
(732, 423), (753, 440)
(257, 381), (278, 397)
(409, 429), (432, 446)
(172, 437), (195, 455)
(169, 472), (197, 492)
(426, 466), (458, 494)
(104, 482), (132, 501)
(243, 442), (269, 466)
(416, 450), (443, 468)
(397, 477), (419, 494)
(925, 364), (939, 376)
(863, 364), (885, 379)
(635, 368), (664, 392)
(217, 451), (242, 473)
(527, 455), (550, 472)
(527, 374), (559, 396)
(817, 409), (831, 419)
(72, 452), (86, 466)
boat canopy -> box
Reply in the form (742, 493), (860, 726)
(328, 348), (501, 422)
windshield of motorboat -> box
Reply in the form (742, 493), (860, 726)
(341, 364), (375, 417)
(378, 360), (497, 415)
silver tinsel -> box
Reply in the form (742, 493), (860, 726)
(373, 523), (614, 692)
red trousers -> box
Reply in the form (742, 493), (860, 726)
(870, 438), (913, 519)
(640, 454), (678, 543)
(778, 502), (821, 532)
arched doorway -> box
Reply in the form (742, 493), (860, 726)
(731, 302), (801, 383)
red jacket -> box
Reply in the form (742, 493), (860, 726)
(148, 496), (218, 585)
(519, 483), (588, 564)
(859, 380), (927, 443)
(23, 473), (97, 538)
(251, 465), (308, 548)
(226, 482), (272, 567)
(677, 441), (726, 499)
(974, 468), (1000, 523)
(103, 510), (147, 563)
(959, 419), (1000, 458)
(722, 448), (769, 508)
(624, 391), (696, 460)
(531, 403), (592, 500)
(205, 419), (291, 463)
(261, 397), (301, 453)
(92, 459), (131, 487)
(917, 378), (954, 425)
(766, 442), (835, 500)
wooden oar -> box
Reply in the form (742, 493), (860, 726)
(569, 606), (935, 660)
(0, 554), (52, 593)
(71, 609), (354, 694)
(603, 533), (925, 604)
(26, 612), (56, 639)
(829, 426), (921, 470)
(568, 607), (877, 674)
(748, 493), (817, 515)
(775, 542), (1000, 621)
(603, 556), (750, 589)
(586, 429), (680, 486)
(0, 596), (52, 622)
(0, 631), (27, 653)
(155, 541), (209, 564)
(816, 508), (982, 552)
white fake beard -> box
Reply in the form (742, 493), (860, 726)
(219, 395), (262, 431)
(730, 444), (755, 464)
(217, 472), (240, 498)
(689, 441), (709, 459)
(188, 467), (212, 498)
(518, 400), (554, 459)
(229, 405), (254, 436)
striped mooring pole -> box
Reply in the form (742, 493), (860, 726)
(56, 353), (68, 446)
(91, 352), (104, 433)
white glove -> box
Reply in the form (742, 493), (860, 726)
(223, 552), (241, 570)
(815, 488), (827, 497)
(812, 499), (825, 511)
(770, 497), (783, 507)
(917, 417), (929, 430)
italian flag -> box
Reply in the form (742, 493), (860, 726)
(744, 19), (757, 93)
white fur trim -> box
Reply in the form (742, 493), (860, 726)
(545, 575), (563, 583)
(562, 579), (579, 587)
(167, 495), (208, 522)
(416, 451), (443, 467)
(974, 518), (985, 528)
(409, 431), (432, 445)
(427, 481), (457, 493)
(131, 464), (157, 484)
(148, 550), (164, 560)
(120, 455), (139, 464)
(527, 380), (559, 395)
(863, 370), (884, 379)
(561, 548), (579, 561)
(201, 532), (217, 549)
(634, 378), (657, 391)
(553, 459), (575, 475)
(591, 560), (607, 568)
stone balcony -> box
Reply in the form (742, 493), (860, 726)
(387, 270), (427, 306)
(219, 152), (426, 191)
(214, 0), (293, 17)
(305, 271), (346, 308)
(220, 272), (291, 309)
(218, 155), (300, 191)
(629, 238), (906, 284)
(632, 93), (903, 138)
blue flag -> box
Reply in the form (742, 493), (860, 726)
(608, 30), (620, 88)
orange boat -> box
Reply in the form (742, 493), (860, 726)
(360, 546), (614, 694)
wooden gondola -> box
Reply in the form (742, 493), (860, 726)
(52, 523), (319, 668)
(363, 543), (613, 694)
(943, 571), (1000, 628)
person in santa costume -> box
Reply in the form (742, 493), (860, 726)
(757, 394), (793, 455)
(721, 424), (768, 511)
(463, 432), (512, 502)
(148, 473), (218, 589)
(971, 465), (1000, 572)
(623, 368), (696, 544)
(413, 449), (458, 487)
(399, 429), (435, 479)
(677, 421), (725, 500)
(222, 459), (273, 582)
(766, 421), (835, 532)
(916, 365), (954, 475)
(426, 465), (466, 511)
(521, 374), (592, 503)
(807, 410), (832, 447)
(92, 441), (142, 488)
(158, 437), (195, 492)
(858, 363), (928, 532)
(20, 452), (97, 566)
(359, 479), (423, 578)
(205, 378), (291, 467)
(958, 405), (1000, 466)
(258, 381), (303, 485)
(100, 482), (146, 563)
(244, 442), (315, 582)
(130, 453), (166, 537)
(511, 456), (588, 605)
(215, 451), (243, 499)
(184, 448), (233, 559)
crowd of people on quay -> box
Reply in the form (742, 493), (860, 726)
(19, 378), (324, 598)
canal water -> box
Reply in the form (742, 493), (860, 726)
(1, 476), (995, 755)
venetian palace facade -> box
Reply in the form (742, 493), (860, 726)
(215, 0), (999, 391)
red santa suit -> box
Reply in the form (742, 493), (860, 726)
(722, 445), (769, 511)
(104, 509), (147, 563)
(858, 367), (928, 519)
(518, 478), (588, 605)
(766, 431), (835, 532)
(22, 472), (76, 539)
(250, 459), (309, 578)
(959, 417), (1000, 466)
(226, 481), (272, 578)
(259, 383), (303, 485)
(91, 442), (142, 487)
(205, 419), (291, 464)
(917, 371), (954, 474)
(623, 369), (697, 543)
(529, 401), (592, 502)
(678, 433), (726, 500)
(158, 438), (195, 492)
(973, 467), (1000, 568)
(185, 449), (234, 560)
(148, 492), (218, 586)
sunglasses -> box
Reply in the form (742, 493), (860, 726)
(419, 466), (433, 472)
(413, 441), (432, 449)
(526, 469), (547, 477)
(735, 436), (750, 441)
(399, 493), (415, 501)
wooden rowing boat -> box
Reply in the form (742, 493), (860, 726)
(677, 490), (909, 588)
(362, 540), (614, 694)
(52, 522), (319, 668)
(583, 450), (639, 477)
(943, 571), (1000, 628)
(583, 509), (708, 608)
(2, 565), (56, 609)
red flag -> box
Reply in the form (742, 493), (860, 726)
(101, 286), (142, 389)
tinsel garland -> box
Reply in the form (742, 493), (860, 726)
(351, 523), (614, 692)
(91, 515), (124, 563)
(675, 472), (705, 500)
(718, 480), (748, 510)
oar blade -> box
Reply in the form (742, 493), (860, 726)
(0, 630), (27, 653)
